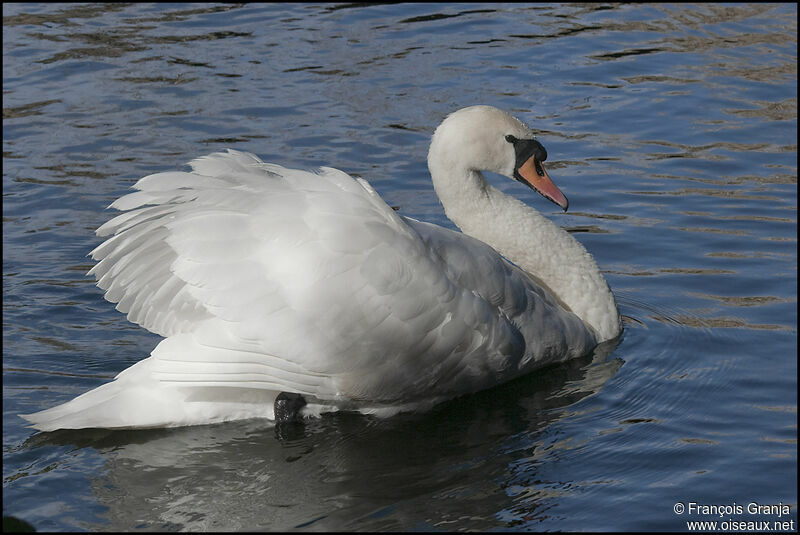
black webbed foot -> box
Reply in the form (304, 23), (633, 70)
(274, 392), (307, 442)
(274, 392), (306, 424)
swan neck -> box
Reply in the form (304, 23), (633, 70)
(427, 158), (620, 342)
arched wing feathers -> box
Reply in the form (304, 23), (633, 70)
(88, 149), (585, 402)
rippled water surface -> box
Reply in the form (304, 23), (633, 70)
(3, 3), (797, 531)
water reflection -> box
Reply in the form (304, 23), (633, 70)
(26, 343), (622, 531)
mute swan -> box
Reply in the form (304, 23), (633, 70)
(22, 105), (621, 431)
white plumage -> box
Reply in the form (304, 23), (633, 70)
(22, 106), (621, 431)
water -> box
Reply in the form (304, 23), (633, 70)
(3, 3), (796, 531)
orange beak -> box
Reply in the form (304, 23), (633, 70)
(515, 155), (569, 211)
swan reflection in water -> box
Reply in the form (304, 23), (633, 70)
(28, 341), (622, 531)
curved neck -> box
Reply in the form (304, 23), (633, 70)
(428, 159), (620, 342)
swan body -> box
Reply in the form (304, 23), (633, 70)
(22, 106), (621, 431)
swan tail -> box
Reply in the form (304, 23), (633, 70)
(19, 358), (282, 431)
(20, 359), (177, 431)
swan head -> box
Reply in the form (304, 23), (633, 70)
(428, 105), (568, 211)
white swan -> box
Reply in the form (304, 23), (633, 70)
(22, 106), (621, 431)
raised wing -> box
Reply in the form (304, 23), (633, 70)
(88, 150), (539, 405)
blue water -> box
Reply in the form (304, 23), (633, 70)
(3, 3), (796, 531)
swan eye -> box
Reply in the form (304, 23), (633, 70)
(505, 134), (517, 143)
